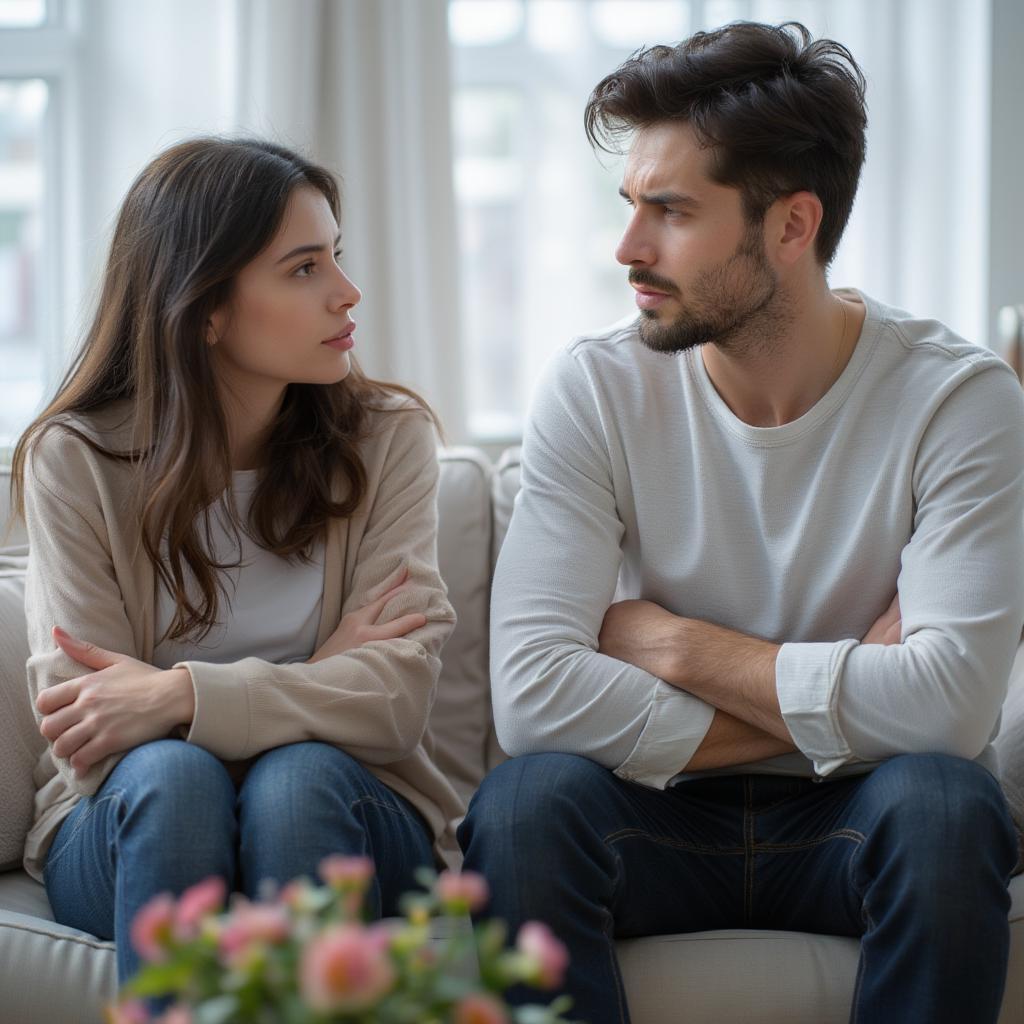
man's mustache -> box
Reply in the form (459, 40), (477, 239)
(628, 269), (680, 296)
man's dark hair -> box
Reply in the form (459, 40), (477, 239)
(585, 21), (867, 266)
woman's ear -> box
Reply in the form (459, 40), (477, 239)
(206, 308), (227, 347)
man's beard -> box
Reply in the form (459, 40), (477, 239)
(633, 223), (787, 357)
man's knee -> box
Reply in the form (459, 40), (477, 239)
(863, 753), (1017, 878)
(460, 753), (616, 857)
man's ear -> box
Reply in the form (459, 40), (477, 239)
(769, 191), (823, 266)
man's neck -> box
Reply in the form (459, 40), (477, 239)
(700, 284), (866, 428)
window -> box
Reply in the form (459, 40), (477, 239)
(0, 0), (74, 452)
(449, 0), (993, 441)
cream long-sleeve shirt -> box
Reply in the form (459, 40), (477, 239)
(491, 291), (1024, 787)
(22, 399), (462, 881)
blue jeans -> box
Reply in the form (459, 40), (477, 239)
(459, 752), (1018, 1024)
(44, 740), (434, 983)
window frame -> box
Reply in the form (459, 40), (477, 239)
(0, 0), (78, 459)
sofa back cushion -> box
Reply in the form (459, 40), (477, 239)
(430, 448), (497, 804)
(0, 557), (38, 871)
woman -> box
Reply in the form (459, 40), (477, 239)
(10, 137), (462, 983)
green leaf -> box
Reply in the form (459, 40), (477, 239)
(413, 866), (438, 892)
(194, 994), (242, 1024)
(124, 960), (195, 996)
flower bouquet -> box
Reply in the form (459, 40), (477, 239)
(108, 857), (576, 1024)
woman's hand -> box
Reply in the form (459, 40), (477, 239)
(36, 627), (196, 778)
(307, 569), (428, 665)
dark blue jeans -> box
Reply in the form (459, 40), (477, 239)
(44, 739), (434, 983)
(459, 752), (1018, 1024)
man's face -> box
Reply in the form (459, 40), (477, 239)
(616, 121), (778, 355)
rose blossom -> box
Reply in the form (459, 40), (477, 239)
(174, 876), (226, 938)
(217, 901), (291, 966)
(300, 923), (396, 1012)
(107, 1000), (150, 1024)
(318, 855), (374, 890)
(155, 1008), (193, 1024)
(436, 870), (490, 914)
(516, 921), (569, 989)
(130, 893), (175, 963)
(453, 992), (510, 1024)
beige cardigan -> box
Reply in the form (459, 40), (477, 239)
(21, 400), (463, 882)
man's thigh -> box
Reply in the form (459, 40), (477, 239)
(747, 753), (1015, 937)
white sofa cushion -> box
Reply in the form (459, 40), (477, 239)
(0, 560), (38, 871)
(431, 448), (496, 805)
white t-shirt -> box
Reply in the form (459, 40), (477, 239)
(153, 470), (325, 669)
(491, 290), (1024, 787)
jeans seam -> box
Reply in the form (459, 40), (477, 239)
(602, 843), (629, 1024)
(44, 792), (127, 875)
(744, 777), (754, 926)
(754, 828), (866, 853)
(350, 795), (415, 823)
(602, 827), (743, 856)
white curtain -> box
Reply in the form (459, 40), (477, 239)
(69, 0), (466, 438)
(64, 0), (1000, 445)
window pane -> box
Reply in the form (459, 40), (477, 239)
(0, 78), (47, 448)
(449, 0), (524, 47)
(0, 0), (45, 28)
(591, 0), (690, 49)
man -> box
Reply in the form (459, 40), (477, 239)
(459, 21), (1024, 1024)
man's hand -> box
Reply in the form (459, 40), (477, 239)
(307, 568), (428, 665)
(863, 594), (901, 645)
(36, 627), (195, 778)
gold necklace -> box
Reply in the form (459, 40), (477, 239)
(829, 296), (850, 382)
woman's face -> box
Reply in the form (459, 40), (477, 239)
(208, 185), (361, 395)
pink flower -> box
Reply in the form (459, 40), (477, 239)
(516, 921), (569, 990)
(436, 871), (490, 914)
(155, 1008), (193, 1024)
(217, 902), (291, 966)
(318, 855), (374, 891)
(174, 877), (226, 939)
(300, 923), (396, 1012)
(130, 893), (176, 963)
(106, 1000), (151, 1024)
(453, 992), (510, 1024)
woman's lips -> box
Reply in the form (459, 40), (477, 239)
(322, 328), (355, 350)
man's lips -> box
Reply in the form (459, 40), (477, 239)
(631, 286), (673, 310)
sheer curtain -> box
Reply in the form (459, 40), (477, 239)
(67, 0), (465, 438)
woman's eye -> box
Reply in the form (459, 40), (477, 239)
(294, 261), (316, 277)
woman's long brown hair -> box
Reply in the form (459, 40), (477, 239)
(11, 137), (436, 642)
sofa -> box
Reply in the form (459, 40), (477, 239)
(1, 447), (1022, 1023)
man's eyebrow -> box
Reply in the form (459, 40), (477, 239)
(618, 186), (700, 207)
(275, 235), (343, 264)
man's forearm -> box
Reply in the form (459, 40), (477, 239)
(665, 617), (790, 741)
(684, 708), (795, 771)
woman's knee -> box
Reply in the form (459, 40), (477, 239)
(110, 740), (234, 819)
(240, 742), (374, 821)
